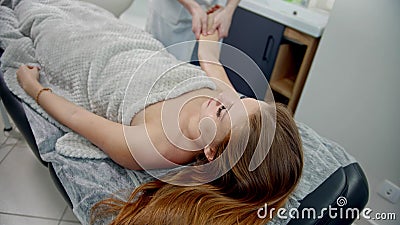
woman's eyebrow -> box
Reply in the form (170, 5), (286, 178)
(221, 99), (237, 121)
(226, 102), (234, 111)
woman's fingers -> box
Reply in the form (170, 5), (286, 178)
(20, 64), (39, 71)
(17, 65), (40, 81)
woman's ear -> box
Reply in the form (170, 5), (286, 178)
(204, 145), (216, 161)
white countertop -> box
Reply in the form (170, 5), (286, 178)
(238, 0), (330, 37)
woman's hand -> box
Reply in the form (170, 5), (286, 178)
(16, 65), (43, 98)
(198, 9), (222, 62)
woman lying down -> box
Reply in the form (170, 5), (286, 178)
(4, 0), (303, 224)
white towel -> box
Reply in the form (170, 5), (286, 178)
(0, 0), (215, 159)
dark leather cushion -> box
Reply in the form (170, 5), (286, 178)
(288, 163), (369, 225)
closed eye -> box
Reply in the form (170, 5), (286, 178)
(216, 105), (226, 118)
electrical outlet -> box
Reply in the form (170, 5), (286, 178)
(377, 180), (400, 204)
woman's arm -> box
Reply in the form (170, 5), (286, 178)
(198, 12), (235, 90)
(16, 65), (173, 170)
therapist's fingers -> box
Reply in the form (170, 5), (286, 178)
(192, 18), (201, 39)
(210, 9), (232, 39)
(208, 22), (218, 36)
(192, 13), (206, 39)
(217, 25), (229, 39)
(206, 5), (224, 36)
(196, 13), (209, 39)
(200, 14), (208, 36)
(189, 4), (209, 39)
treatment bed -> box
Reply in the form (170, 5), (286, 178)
(0, 0), (369, 224)
(0, 53), (369, 225)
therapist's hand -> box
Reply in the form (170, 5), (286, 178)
(191, 5), (209, 39)
(179, 0), (208, 39)
(208, 5), (235, 39)
(16, 65), (42, 98)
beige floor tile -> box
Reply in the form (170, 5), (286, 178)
(0, 140), (67, 219)
(0, 213), (58, 225)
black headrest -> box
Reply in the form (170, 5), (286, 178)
(288, 163), (369, 225)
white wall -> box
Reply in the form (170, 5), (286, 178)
(296, 0), (400, 224)
(79, 0), (134, 17)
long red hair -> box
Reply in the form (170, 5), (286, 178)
(91, 103), (303, 224)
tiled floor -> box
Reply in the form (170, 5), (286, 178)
(0, 1), (148, 225)
(0, 111), (79, 225)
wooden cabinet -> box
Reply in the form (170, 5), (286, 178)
(269, 27), (319, 114)
(221, 7), (320, 114)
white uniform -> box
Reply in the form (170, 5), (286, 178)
(146, 0), (219, 61)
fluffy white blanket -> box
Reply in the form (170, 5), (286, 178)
(0, 0), (215, 158)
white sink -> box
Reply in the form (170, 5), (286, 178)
(239, 0), (330, 37)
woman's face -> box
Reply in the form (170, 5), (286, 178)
(199, 91), (260, 147)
